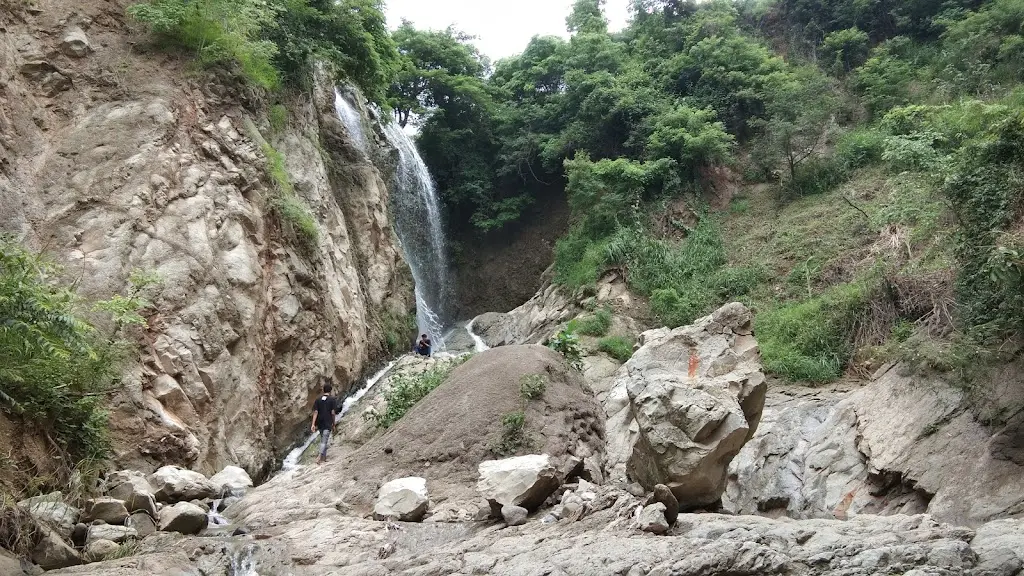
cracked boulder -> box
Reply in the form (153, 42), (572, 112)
(616, 302), (766, 508)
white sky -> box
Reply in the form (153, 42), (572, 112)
(385, 0), (633, 61)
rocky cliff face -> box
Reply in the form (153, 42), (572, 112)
(0, 1), (413, 478)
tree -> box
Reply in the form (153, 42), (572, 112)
(567, 0), (608, 34)
(752, 67), (836, 183)
(821, 27), (870, 75)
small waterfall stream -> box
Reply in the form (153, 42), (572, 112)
(333, 89), (368, 153)
(277, 360), (397, 476)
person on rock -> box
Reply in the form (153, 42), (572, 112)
(310, 379), (339, 465)
(415, 334), (432, 357)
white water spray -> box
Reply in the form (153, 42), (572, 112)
(466, 318), (489, 353)
(382, 120), (453, 350)
(333, 89), (368, 153)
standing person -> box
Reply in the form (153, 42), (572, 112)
(415, 334), (432, 357)
(310, 379), (339, 465)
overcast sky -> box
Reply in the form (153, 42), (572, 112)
(385, 0), (633, 61)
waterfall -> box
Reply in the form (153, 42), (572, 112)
(381, 121), (453, 350)
(333, 89), (368, 153)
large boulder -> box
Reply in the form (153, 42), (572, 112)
(126, 511), (157, 539)
(32, 527), (80, 570)
(209, 466), (253, 497)
(85, 524), (137, 545)
(478, 454), (560, 512)
(105, 470), (157, 513)
(158, 502), (208, 535)
(60, 27), (92, 58)
(81, 498), (129, 525)
(148, 466), (216, 503)
(18, 492), (79, 538)
(84, 540), (119, 563)
(373, 477), (429, 522)
(617, 302), (766, 508)
(230, 345), (606, 527)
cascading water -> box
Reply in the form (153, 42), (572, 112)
(333, 89), (453, 349)
(333, 89), (368, 153)
(276, 360), (397, 476)
(381, 121), (453, 350)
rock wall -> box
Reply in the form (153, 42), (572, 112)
(0, 1), (413, 479)
(725, 365), (1024, 527)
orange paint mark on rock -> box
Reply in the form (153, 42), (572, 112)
(688, 353), (699, 378)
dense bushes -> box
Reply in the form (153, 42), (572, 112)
(756, 283), (870, 382)
(128, 0), (399, 102)
(0, 240), (151, 462)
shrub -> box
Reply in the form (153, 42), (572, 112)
(0, 240), (153, 462)
(371, 357), (466, 428)
(598, 336), (635, 363)
(519, 374), (547, 400)
(269, 104), (288, 132)
(547, 329), (583, 370)
(261, 143), (319, 249)
(491, 411), (528, 456)
(127, 0), (280, 89)
(835, 128), (886, 170)
(756, 283), (870, 383)
(129, 0), (400, 104)
(571, 308), (613, 337)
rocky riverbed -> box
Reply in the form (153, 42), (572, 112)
(6, 301), (1019, 575)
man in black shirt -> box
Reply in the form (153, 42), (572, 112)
(310, 380), (340, 465)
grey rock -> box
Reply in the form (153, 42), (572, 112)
(86, 524), (137, 545)
(71, 523), (88, 547)
(60, 27), (92, 58)
(477, 454), (560, 511)
(618, 303), (766, 508)
(373, 477), (429, 522)
(637, 503), (669, 535)
(149, 467), (216, 503)
(31, 528), (80, 570)
(651, 484), (679, 526)
(501, 505), (528, 527)
(82, 498), (129, 525)
(126, 512), (157, 539)
(84, 539), (119, 562)
(105, 471), (157, 517)
(17, 493), (79, 538)
(158, 502), (207, 535)
(208, 466), (253, 497)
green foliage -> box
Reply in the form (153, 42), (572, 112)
(0, 239), (150, 462)
(942, 111), (1024, 339)
(381, 311), (416, 356)
(751, 66), (836, 184)
(261, 143), (319, 249)
(598, 335), (634, 363)
(821, 28), (871, 75)
(129, 0), (400, 103)
(547, 329), (584, 370)
(491, 411), (528, 456)
(756, 283), (870, 383)
(570, 308), (612, 336)
(267, 0), (399, 103)
(519, 374), (548, 400)
(269, 104), (288, 132)
(127, 0), (280, 89)
(371, 357), (466, 428)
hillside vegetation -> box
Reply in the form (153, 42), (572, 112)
(389, 0), (1024, 385)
